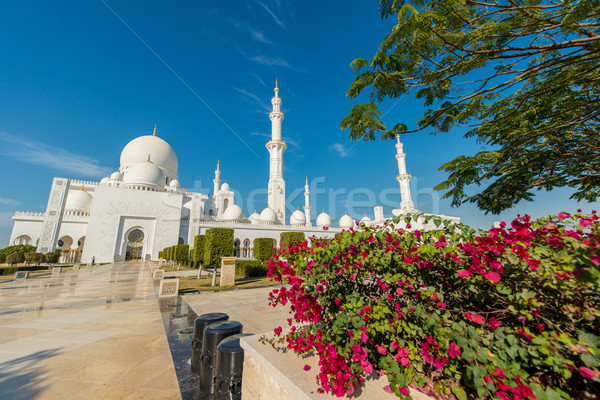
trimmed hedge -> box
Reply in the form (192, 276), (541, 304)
(204, 228), (234, 267)
(192, 235), (205, 265)
(235, 260), (267, 278)
(254, 238), (275, 262)
(0, 244), (36, 256)
(0, 265), (49, 276)
(0, 253), (5, 263)
(174, 244), (189, 263)
(280, 232), (305, 248)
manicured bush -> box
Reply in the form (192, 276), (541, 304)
(24, 251), (36, 264)
(192, 235), (206, 265)
(280, 232), (306, 248)
(45, 250), (61, 264)
(7, 252), (20, 265)
(0, 253), (6, 264)
(0, 265), (49, 275)
(235, 260), (267, 278)
(174, 244), (189, 264)
(254, 238), (275, 262)
(204, 228), (234, 267)
(265, 211), (600, 399)
(34, 253), (45, 265)
(0, 244), (36, 256)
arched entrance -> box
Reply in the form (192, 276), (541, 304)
(125, 229), (145, 261)
(234, 239), (240, 258)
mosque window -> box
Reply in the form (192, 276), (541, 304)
(58, 239), (64, 247)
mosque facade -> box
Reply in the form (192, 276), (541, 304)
(9, 83), (459, 263)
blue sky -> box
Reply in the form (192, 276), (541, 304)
(0, 0), (596, 246)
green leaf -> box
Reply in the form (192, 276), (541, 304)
(451, 386), (467, 400)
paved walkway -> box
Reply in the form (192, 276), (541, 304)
(0, 262), (181, 400)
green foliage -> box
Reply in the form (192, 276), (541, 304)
(0, 253), (5, 263)
(235, 260), (267, 278)
(7, 252), (22, 265)
(254, 238), (275, 263)
(192, 235), (205, 264)
(0, 244), (36, 256)
(204, 228), (234, 267)
(24, 251), (35, 263)
(45, 249), (60, 264)
(174, 244), (189, 263)
(343, 0), (600, 213)
(266, 211), (600, 398)
(0, 265), (49, 275)
(280, 232), (306, 248)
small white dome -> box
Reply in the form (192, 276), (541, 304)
(221, 182), (230, 191)
(316, 210), (332, 227)
(260, 207), (278, 224)
(222, 204), (243, 221)
(110, 171), (123, 180)
(170, 179), (180, 188)
(360, 214), (372, 223)
(120, 134), (178, 179)
(249, 211), (260, 224)
(123, 160), (165, 190)
(339, 213), (355, 230)
(65, 189), (93, 213)
(290, 209), (306, 226)
(100, 177), (109, 185)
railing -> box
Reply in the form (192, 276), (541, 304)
(12, 211), (44, 219)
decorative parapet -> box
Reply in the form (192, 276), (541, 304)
(69, 179), (99, 187)
(12, 211), (45, 220)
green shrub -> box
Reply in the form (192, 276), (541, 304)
(7, 252), (20, 265)
(0, 253), (5, 263)
(192, 235), (205, 265)
(254, 238), (275, 262)
(0, 265), (49, 275)
(235, 260), (267, 278)
(280, 232), (306, 248)
(24, 251), (36, 264)
(0, 244), (36, 256)
(204, 228), (234, 267)
(45, 250), (60, 264)
(266, 212), (600, 399)
(174, 244), (189, 263)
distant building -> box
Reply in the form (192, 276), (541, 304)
(9, 82), (458, 263)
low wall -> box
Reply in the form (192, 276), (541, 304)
(240, 334), (433, 400)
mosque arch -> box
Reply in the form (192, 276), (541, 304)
(242, 238), (251, 258)
(233, 239), (241, 258)
(124, 228), (145, 261)
(77, 236), (86, 249)
(223, 198), (229, 212)
(57, 236), (73, 250)
(14, 235), (32, 245)
(178, 237), (185, 245)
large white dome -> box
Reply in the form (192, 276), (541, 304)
(339, 213), (355, 230)
(249, 210), (260, 224)
(123, 160), (166, 190)
(290, 209), (306, 226)
(65, 189), (93, 213)
(222, 204), (243, 221)
(120, 135), (178, 179)
(260, 207), (278, 224)
(316, 210), (331, 227)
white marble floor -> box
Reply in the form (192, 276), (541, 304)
(0, 262), (181, 400)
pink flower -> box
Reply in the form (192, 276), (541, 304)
(303, 364), (311, 371)
(399, 387), (409, 395)
(323, 226), (329, 231)
(591, 255), (600, 266)
(580, 366), (597, 380)
(557, 212), (571, 220)
(383, 385), (393, 393)
(434, 357), (448, 370)
(465, 312), (485, 325)
(274, 326), (282, 336)
(391, 340), (399, 350)
(448, 343), (461, 358)
(579, 218), (593, 227)
(457, 270), (472, 278)
(488, 317), (501, 330)
(492, 367), (506, 379)
(484, 271), (501, 283)
(375, 345), (387, 355)
(437, 302), (446, 309)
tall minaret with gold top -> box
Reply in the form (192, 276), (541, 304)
(395, 134), (415, 211)
(267, 80), (287, 223)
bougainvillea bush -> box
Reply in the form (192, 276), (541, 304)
(264, 211), (599, 399)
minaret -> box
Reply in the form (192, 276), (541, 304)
(266, 80), (287, 223)
(303, 177), (312, 227)
(213, 160), (221, 195)
(395, 135), (415, 211)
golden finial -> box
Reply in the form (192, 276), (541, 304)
(147, 154), (151, 162)
(81, 184), (85, 191)
(305, 176), (308, 184)
(274, 79), (279, 93)
(297, 206), (299, 210)
(217, 160), (220, 169)
(153, 124), (157, 136)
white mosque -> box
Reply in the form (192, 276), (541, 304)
(8, 82), (459, 263)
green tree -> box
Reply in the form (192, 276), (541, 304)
(342, 0), (600, 214)
(203, 228), (234, 267)
(174, 244), (189, 268)
(7, 252), (20, 266)
(254, 238), (276, 263)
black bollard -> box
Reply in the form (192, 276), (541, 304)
(191, 313), (229, 373)
(199, 321), (243, 394)
(215, 333), (253, 400)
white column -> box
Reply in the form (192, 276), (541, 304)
(213, 161), (221, 195)
(303, 177), (312, 227)
(395, 135), (415, 212)
(267, 81), (286, 223)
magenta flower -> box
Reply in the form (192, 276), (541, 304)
(488, 316), (501, 330)
(375, 344), (387, 355)
(557, 212), (571, 220)
(484, 271), (501, 283)
(383, 385), (393, 393)
(580, 366), (597, 380)
(448, 343), (461, 358)
(465, 312), (485, 325)
(457, 269), (472, 278)
(399, 387), (409, 395)
(303, 364), (311, 371)
(274, 326), (282, 336)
